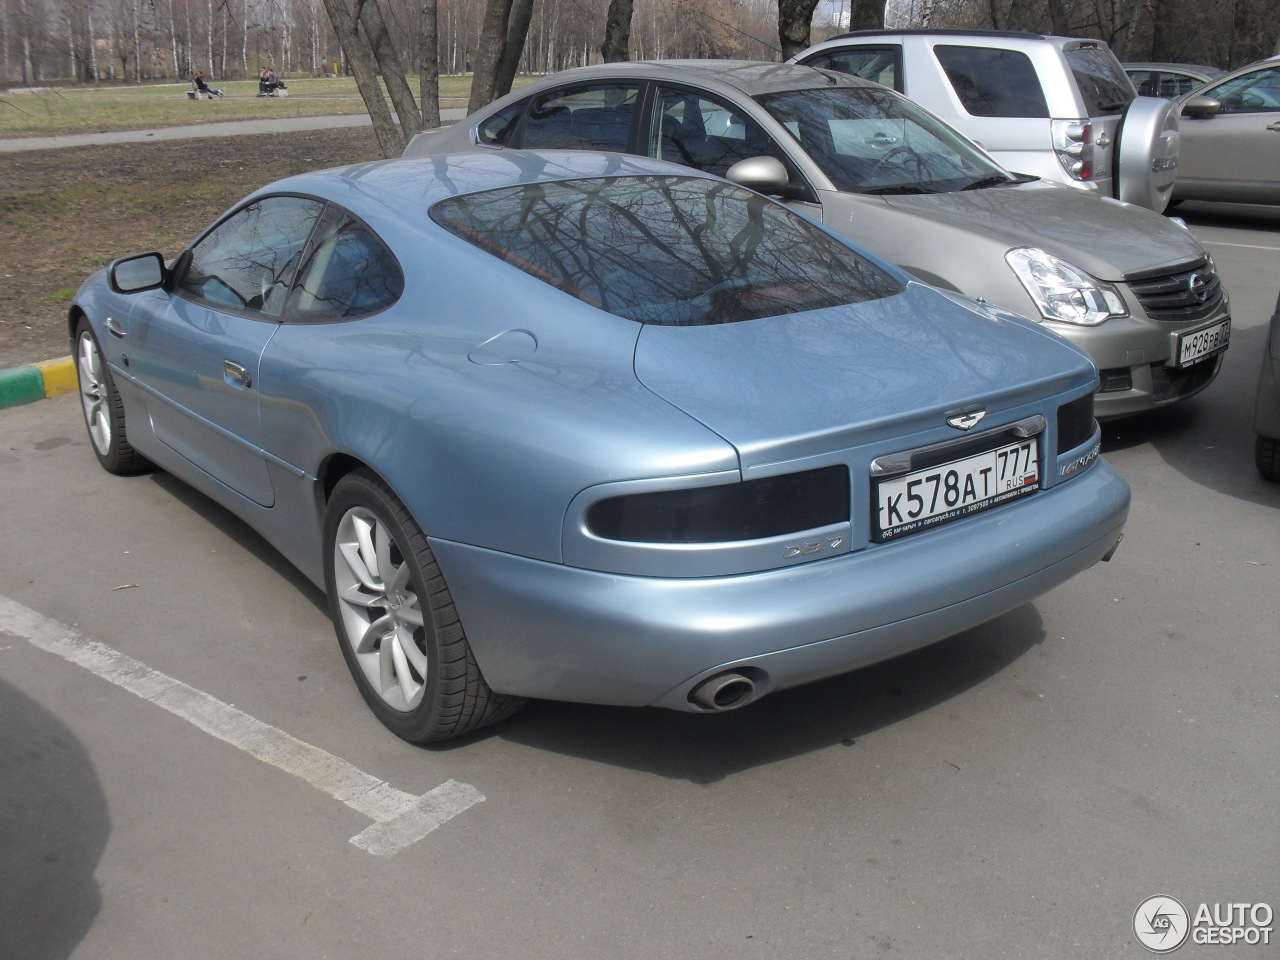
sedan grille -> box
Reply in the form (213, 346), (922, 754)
(1124, 257), (1224, 323)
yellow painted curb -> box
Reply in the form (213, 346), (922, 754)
(34, 357), (77, 397)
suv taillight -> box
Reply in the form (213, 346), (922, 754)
(1051, 119), (1093, 181)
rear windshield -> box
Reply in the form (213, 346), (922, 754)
(1065, 47), (1135, 115)
(430, 176), (901, 326)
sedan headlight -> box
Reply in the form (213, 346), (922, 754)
(1005, 247), (1128, 326)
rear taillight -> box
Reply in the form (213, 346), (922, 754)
(1051, 119), (1094, 181)
(586, 466), (850, 543)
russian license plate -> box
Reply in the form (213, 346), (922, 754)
(1175, 318), (1230, 368)
(875, 437), (1039, 541)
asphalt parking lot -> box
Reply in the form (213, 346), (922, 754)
(1, 200), (1276, 960)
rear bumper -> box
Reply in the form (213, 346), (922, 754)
(431, 461), (1130, 711)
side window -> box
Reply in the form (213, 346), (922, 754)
(933, 46), (1049, 118)
(802, 46), (901, 92)
(518, 83), (640, 151)
(1158, 72), (1201, 98)
(476, 101), (523, 146)
(1209, 67), (1280, 114)
(651, 86), (788, 178)
(286, 207), (404, 322)
(178, 195), (324, 316)
(1128, 70), (1157, 98)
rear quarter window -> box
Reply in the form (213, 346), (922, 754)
(933, 46), (1049, 118)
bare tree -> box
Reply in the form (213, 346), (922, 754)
(601, 0), (632, 62)
(419, 0), (441, 127)
(319, 0), (403, 155)
(495, 0), (534, 95)
(778, 0), (820, 60)
(468, 0), (512, 112)
(356, 0), (423, 139)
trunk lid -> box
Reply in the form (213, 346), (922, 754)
(633, 282), (1094, 469)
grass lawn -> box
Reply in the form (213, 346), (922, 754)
(0, 127), (385, 367)
(0, 74), (533, 137)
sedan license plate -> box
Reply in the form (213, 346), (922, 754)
(1175, 318), (1230, 368)
(876, 438), (1039, 542)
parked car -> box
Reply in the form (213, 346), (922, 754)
(408, 61), (1232, 418)
(1174, 56), (1280, 205)
(1256, 290), (1280, 481)
(1124, 62), (1223, 99)
(791, 29), (1181, 212)
(71, 149), (1129, 742)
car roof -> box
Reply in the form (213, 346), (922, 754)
(508, 59), (873, 97)
(257, 150), (708, 222)
(1123, 62), (1222, 76)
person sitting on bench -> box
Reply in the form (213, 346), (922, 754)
(192, 70), (223, 99)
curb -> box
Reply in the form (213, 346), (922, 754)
(0, 356), (77, 410)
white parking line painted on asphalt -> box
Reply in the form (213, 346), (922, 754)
(1201, 240), (1280, 252)
(0, 595), (483, 857)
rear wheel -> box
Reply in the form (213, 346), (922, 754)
(323, 469), (524, 742)
(74, 318), (147, 475)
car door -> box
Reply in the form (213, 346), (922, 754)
(124, 194), (325, 506)
(1180, 66), (1280, 201)
(647, 84), (822, 219)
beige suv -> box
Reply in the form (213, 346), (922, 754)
(793, 29), (1180, 212)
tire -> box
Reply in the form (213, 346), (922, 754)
(74, 318), (148, 475)
(323, 469), (524, 742)
(1257, 436), (1280, 482)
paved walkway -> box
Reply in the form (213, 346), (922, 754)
(0, 108), (467, 153)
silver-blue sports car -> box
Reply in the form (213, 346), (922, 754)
(71, 150), (1129, 742)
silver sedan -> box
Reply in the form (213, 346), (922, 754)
(409, 61), (1233, 419)
(1175, 56), (1280, 204)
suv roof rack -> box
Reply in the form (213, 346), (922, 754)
(831, 29), (1050, 42)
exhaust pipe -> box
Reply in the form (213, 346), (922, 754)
(689, 672), (757, 711)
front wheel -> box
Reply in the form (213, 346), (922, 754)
(323, 470), (524, 742)
(74, 318), (147, 475)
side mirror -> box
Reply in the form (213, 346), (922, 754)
(1181, 95), (1221, 119)
(725, 155), (809, 200)
(108, 252), (167, 294)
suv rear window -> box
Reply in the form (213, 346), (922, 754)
(1064, 47), (1135, 115)
(431, 176), (900, 326)
(933, 46), (1049, 118)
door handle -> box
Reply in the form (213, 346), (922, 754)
(222, 360), (251, 388)
(104, 316), (126, 338)
(1267, 122), (1280, 132)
